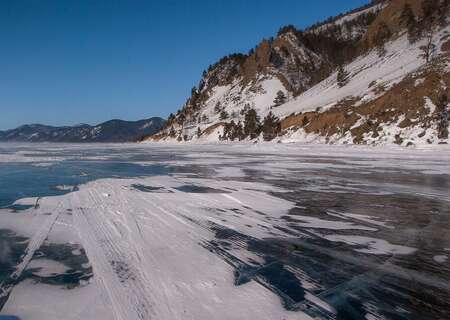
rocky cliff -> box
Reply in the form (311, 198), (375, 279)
(145, 0), (450, 146)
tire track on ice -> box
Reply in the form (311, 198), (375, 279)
(107, 184), (183, 318)
(72, 182), (174, 320)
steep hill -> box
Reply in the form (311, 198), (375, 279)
(0, 117), (165, 142)
(145, 0), (450, 146)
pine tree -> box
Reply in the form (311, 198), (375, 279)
(420, 0), (449, 40)
(177, 113), (186, 125)
(214, 101), (222, 113)
(240, 104), (251, 115)
(198, 78), (205, 92)
(219, 110), (229, 120)
(221, 123), (231, 141)
(272, 91), (287, 107)
(437, 94), (449, 139)
(400, 3), (414, 28)
(167, 113), (175, 124)
(373, 22), (391, 57)
(262, 112), (281, 141)
(234, 121), (244, 141)
(244, 108), (261, 139)
(400, 3), (420, 43)
(421, 0), (439, 28)
(169, 126), (176, 138)
(190, 86), (199, 106)
(228, 120), (236, 141)
(302, 116), (309, 127)
(337, 65), (350, 88)
(437, 0), (449, 27)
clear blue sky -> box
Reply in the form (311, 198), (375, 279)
(0, 0), (369, 130)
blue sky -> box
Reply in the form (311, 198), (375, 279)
(0, 0), (369, 130)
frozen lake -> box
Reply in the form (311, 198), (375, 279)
(0, 143), (449, 320)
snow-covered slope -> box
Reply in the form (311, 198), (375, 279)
(312, 2), (386, 40)
(274, 34), (429, 116)
(144, 0), (450, 146)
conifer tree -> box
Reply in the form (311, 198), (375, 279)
(214, 101), (222, 114)
(373, 22), (391, 57)
(437, 94), (449, 139)
(167, 113), (175, 124)
(240, 104), (251, 115)
(219, 110), (229, 120)
(177, 113), (186, 125)
(262, 112), (281, 141)
(400, 3), (420, 43)
(221, 123), (231, 141)
(337, 65), (350, 88)
(400, 3), (414, 28)
(302, 116), (309, 127)
(169, 126), (176, 138)
(273, 91), (287, 107)
(228, 120), (236, 141)
(421, 0), (439, 28)
(234, 121), (244, 141)
(437, 0), (449, 27)
(244, 108), (261, 139)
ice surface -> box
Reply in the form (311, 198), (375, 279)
(26, 259), (70, 277)
(323, 235), (417, 255)
(0, 143), (449, 319)
(433, 255), (448, 263)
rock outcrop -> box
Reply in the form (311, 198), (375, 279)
(145, 0), (449, 146)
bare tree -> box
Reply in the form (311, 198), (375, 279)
(419, 29), (436, 63)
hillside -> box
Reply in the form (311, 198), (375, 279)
(0, 117), (165, 143)
(144, 0), (450, 146)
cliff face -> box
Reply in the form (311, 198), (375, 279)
(146, 0), (450, 146)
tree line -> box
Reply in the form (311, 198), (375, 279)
(220, 108), (281, 142)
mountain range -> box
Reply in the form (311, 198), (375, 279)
(144, 0), (450, 146)
(0, 118), (165, 142)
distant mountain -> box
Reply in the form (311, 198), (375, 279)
(145, 0), (450, 146)
(0, 118), (165, 142)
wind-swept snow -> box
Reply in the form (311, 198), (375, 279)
(2, 176), (309, 320)
(1, 143), (450, 319)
